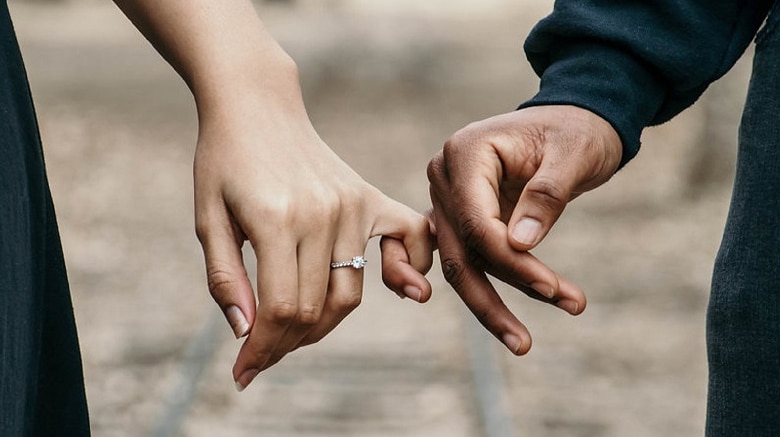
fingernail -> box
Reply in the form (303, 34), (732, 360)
(502, 333), (523, 355)
(404, 286), (423, 302)
(512, 218), (542, 246)
(235, 368), (260, 392)
(532, 282), (555, 299)
(226, 305), (250, 339)
(557, 300), (580, 315)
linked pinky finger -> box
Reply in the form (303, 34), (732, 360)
(370, 196), (434, 276)
(380, 236), (432, 303)
(431, 191), (532, 355)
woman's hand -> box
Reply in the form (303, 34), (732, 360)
(193, 66), (432, 391)
(113, 0), (432, 391)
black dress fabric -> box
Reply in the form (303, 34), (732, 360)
(0, 2), (90, 435)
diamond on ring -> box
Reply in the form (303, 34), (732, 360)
(330, 256), (367, 270)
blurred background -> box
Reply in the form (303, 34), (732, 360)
(9, 0), (754, 435)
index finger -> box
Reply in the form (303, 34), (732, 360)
(430, 147), (559, 300)
(232, 240), (299, 391)
(196, 208), (255, 339)
(431, 190), (531, 355)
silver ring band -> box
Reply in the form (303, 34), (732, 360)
(330, 256), (367, 270)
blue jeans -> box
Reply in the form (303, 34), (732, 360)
(706, 3), (780, 435)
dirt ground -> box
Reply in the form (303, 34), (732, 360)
(9, 1), (754, 436)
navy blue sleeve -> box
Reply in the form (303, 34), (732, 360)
(519, 1), (774, 167)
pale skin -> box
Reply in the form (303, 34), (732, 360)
(113, 0), (433, 391)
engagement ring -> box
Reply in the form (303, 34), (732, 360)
(330, 256), (367, 270)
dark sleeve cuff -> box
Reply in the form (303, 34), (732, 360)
(518, 42), (667, 168)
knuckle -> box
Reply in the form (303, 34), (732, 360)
(407, 213), (430, 238)
(520, 125), (547, 155)
(257, 196), (295, 226)
(266, 300), (298, 324)
(458, 214), (488, 250)
(333, 291), (362, 312)
(445, 123), (503, 157)
(526, 176), (568, 210)
(444, 126), (476, 151)
(334, 184), (365, 219)
(464, 246), (488, 271)
(426, 152), (446, 183)
(295, 305), (322, 326)
(264, 195), (293, 216)
(206, 265), (239, 298)
(441, 257), (469, 290)
(437, 127), (480, 173)
(260, 189), (343, 230)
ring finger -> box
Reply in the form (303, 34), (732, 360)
(295, 239), (368, 349)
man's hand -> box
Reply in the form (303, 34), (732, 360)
(427, 105), (622, 354)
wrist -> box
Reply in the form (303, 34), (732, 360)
(191, 48), (306, 121)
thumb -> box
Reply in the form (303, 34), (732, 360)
(196, 214), (257, 339)
(507, 156), (582, 251)
(506, 105), (623, 251)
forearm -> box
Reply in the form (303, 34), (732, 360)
(112, 0), (303, 118)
